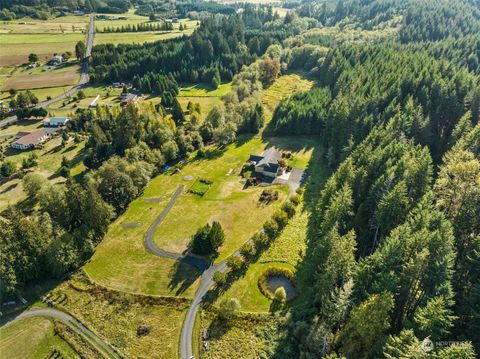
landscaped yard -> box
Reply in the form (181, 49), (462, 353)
(0, 317), (77, 358)
(0, 124), (86, 210)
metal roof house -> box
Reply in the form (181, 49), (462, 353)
(44, 117), (69, 127)
(249, 147), (282, 178)
(11, 128), (57, 150)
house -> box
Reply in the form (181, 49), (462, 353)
(27, 63), (38, 69)
(49, 55), (64, 65)
(15, 131), (31, 139)
(121, 93), (138, 106)
(249, 147), (282, 178)
(73, 10), (85, 16)
(44, 117), (69, 127)
(11, 128), (58, 150)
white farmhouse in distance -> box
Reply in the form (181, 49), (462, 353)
(44, 117), (69, 127)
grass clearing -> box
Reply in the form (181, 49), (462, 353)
(0, 317), (77, 358)
(94, 27), (194, 45)
(199, 309), (281, 358)
(262, 73), (314, 121)
(178, 96), (222, 121)
(217, 262), (295, 312)
(50, 273), (189, 358)
(178, 82), (231, 97)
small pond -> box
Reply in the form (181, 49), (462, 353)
(266, 276), (297, 301)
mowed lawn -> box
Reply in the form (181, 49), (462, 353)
(150, 138), (289, 262)
(0, 33), (86, 66)
(0, 317), (77, 358)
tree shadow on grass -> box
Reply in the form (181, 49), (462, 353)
(269, 143), (333, 358)
(167, 258), (203, 296)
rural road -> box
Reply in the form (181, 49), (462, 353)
(143, 184), (233, 359)
(2, 307), (120, 359)
(0, 13), (95, 128)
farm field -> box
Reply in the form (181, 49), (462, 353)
(94, 26), (195, 45)
(3, 63), (80, 90)
(0, 15), (89, 34)
(49, 273), (190, 359)
(0, 33), (85, 66)
(0, 317), (77, 358)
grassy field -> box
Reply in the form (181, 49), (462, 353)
(3, 63), (80, 90)
(218, 262), (296, 312)
(0, 317), (77, 358)
(262, 73), (314, 121)
(0, 15), (89, 34)
(0, 33), (85, 66)
(178, 82), (231, 97)
(199, 309), (281, 358)
(0, 123), (86, 210)
(150, 139), (289, 261)
(94, 27), (194, 45)
(50, 273), (189, 358)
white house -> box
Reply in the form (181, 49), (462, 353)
(44, 117), (69, 127)
(50, 55), (64, 65)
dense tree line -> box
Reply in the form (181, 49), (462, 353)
(89, 7), (307, 91)
(0, 0), (129, 19)
(271, 45), (479, 165)
(97, 20), (174, 33)
(297, 0), (480, 43)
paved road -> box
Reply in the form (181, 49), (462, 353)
(143, 184), (233, 359)
(0, 13), (95, 128)
(2, 307), (120, 359)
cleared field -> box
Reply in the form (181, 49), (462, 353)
(0, 33), (85, 65)
(50, 273), (189, 359)
(3, 65), (80, 90)
(96, 17), (197, 32)
(94, 28), (193, 45)
(262, 73), (314, 120)
(0, 15), (89, 34)
(0, 317), (77, 358)
(178, 82), (231, 97)
(199, 309), (280, 358)
(178, 96), (222, 120)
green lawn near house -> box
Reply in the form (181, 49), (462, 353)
(178, 82), (232, 97)
(0, 130), (86, 210)
(0, 317), (77, 358)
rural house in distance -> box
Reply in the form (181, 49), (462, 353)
(11, 128), (58, 150)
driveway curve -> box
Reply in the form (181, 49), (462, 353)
(2, 307), (120, 359)
(142, 184), (232, 359)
